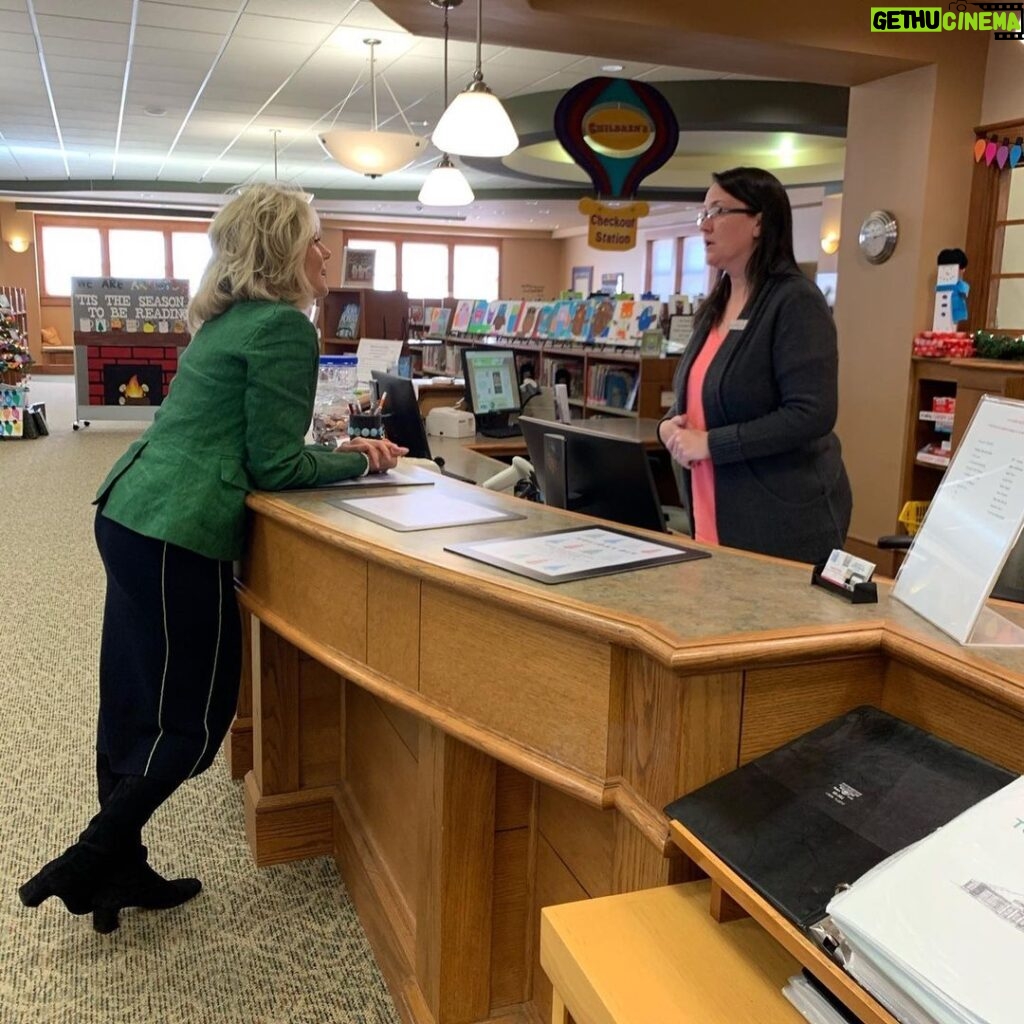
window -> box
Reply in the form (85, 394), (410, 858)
(41, 225), (102, 297)
(680, 235), (708, 299)
(649, 237), (676, 299)
(454, 244), (499, 301)
(346, 239), (397, 290)
(402, 242), (449, 299)
(38, 216), (210, 301)
(109, 229), (166, 279)
(172, 232), (213, 297)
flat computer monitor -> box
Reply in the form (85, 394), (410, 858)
(370, 370), (432, 460)
(518, 416), (667, 532)
(461, 348), (522, 436)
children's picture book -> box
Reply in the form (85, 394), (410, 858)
(629, 300), (662, 342)
(568, 300), (595, 342)
(451, 299), (474, 333)
(484, 300), (501, 332)
(500, 300), (523, 336)
(342, 248), (375, 287)
(609, 300), (635, 343)
(336, 301), (361, 339)
(589, 297), (617, 342)
(491, 301), (510, 334)
(533, 303), (556, 339)
(408, 302), (425, 327)
(516, 302), (542, 339)
(426, 306), (452, 338)
(549, 301), (573, 341)
(468, 299), (490, 334)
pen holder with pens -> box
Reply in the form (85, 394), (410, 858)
(348, 412), (387, 440)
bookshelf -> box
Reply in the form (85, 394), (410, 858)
(899, 357), (1024, 532)
(410, 334), (677, 420)
(320, 287), (408, 353)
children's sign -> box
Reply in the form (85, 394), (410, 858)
(72, 278), (189, 336)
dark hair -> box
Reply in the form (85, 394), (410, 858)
(693, 167), (798, 336)
(938, 247), (968, 269)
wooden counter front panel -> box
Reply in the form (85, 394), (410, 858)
(244, 515), (368, 661)
(419, 583), (614, 781)
(740, 656), (886, 764)
(367, 562), (421, 690)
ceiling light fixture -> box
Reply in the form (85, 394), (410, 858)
(420, 0), (474, 207)
(431, 0), (518, 158)
(601, 63), (623, 72)
(319, 39), (426, 178)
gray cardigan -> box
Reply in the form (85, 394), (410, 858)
(664, 270), (852, 563)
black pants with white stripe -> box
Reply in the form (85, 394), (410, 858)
(94, 510), (242, 783)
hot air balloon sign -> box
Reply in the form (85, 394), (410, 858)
(554, 77), (679, 252)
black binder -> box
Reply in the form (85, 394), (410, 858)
(665, 706), (1015, 929)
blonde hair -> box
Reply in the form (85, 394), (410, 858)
(189, 183), (318, 330)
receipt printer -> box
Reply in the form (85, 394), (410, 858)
(426, 407), (476, 438)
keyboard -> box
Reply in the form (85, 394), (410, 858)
(479, 423), (523, 439)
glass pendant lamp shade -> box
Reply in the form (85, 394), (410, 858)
(418, 154), (475, 206)
(432, 82), (518, 159)
(318, 130), (424, 178)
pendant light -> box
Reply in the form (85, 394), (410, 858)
(419, 0), (475, 206)
(431, 0), (518, 158)
(319, 39), (426, 178)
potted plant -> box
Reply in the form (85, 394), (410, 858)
(0, 312), (33, 384)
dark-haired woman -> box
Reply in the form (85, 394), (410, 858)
(658, 167), (851, 563)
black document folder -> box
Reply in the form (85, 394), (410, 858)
(665, 706), (1015, 930)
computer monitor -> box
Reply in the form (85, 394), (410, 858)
(518, 416), (667, 533)
(461, 348), (521, 433)
(370, 370), (432, 460)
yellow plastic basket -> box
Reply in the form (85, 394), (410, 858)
(898, 500), (930, 536)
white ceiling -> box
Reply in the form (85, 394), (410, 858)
(0, 0), (837, 230)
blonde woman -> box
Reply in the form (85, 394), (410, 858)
(19, 184), (406, 933)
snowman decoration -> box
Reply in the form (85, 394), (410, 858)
(932, 248), (969, 332)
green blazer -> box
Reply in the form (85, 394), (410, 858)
(96, 301), (368, 561)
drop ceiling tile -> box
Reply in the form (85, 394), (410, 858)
(131, 44), (224, 70)
(0, 10), (30, 32)
(138, 0), (239, 34)
(41, 37), (131, 62)
(341, 2), (406, 33)
(245, 0), (354, 19)
(31, 0), (132, 17)
(36, 14), (131, 43)
(235, 13), (336, 44)
(134, 25), (225, 53)
(0, 31), (38, 53)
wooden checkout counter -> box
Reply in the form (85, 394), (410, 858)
(229, 436), (1024, 1024)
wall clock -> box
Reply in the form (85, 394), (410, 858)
(858, 210), (899, 264)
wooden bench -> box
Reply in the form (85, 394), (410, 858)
(38, 345), (74, 372)
(540, 880), (803, 1024)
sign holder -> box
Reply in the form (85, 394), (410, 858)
(892, 395), (1024, 646)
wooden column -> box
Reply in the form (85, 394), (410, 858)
(416, 723), (497, 1024)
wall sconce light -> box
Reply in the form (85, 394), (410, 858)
(820, 232), (840, 255)
(1, 210), (34, 254)
(6, 236), (31, 254)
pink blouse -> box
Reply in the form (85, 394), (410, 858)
(684, 326), (727, 545)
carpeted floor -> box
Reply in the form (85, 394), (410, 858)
(0, 378), (400, 1024)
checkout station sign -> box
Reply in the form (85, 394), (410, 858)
(554, 77), (679, 251)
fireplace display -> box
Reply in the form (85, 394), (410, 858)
(102, 363), (164, 407)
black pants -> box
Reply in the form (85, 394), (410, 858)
(94, 510), (242, 783)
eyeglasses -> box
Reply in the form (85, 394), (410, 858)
(695, 204), (756, 227)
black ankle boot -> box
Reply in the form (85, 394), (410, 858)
(18, 842), (114, 916)
(92, 855), (202, 934)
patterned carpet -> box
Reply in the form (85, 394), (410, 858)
(0, 379), (399, 1024)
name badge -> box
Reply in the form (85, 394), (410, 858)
(729, 319), (748, 331)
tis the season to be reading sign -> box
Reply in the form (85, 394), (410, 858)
(71, 277), (190, 335)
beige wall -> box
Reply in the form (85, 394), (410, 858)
(0, 203), (41, 363)
(559, 232), (646, 296)
(500, 237), (565, 299)
(835, 60), (985, 546)
(981, 39), (1024, 124)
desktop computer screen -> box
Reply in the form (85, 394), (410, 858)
(518, 416), (667, 533)
(461, 348), (522, 436)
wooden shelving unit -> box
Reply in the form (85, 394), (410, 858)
(410, 334), (678, 420)
(319, 287), (408, 354)
(899, 357), (1024, 531)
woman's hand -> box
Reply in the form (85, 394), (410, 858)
(340, 437), (408, 473)
(661, 415), (710, 469)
